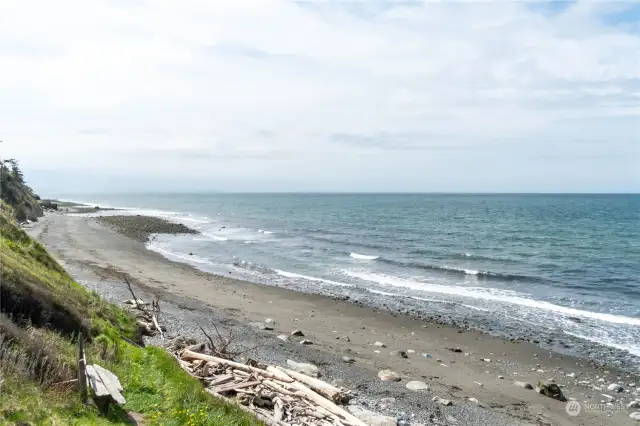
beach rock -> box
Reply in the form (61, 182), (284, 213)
(406, 381), (429, 391)
(630, 412), (640, 421)
(566, 372), (576, 378)
(447, 347), (463, 353)
(250, 322), (273, 331)
(347, 406), (396, 426)
(286, 360), (320, 378)
(498, 375), (505, 379)
(374, 341), (386, 348)
(291, 329), (305, 337)
(432, 396), (453, 406)
(407, 349), (416, 354)
(482, 358), (491, 362)
(378, 397), (395, 409)
(342, 356), (355, 364)
(468, 397), (480, 404)
(276, 335), (289, 342)
(514, 381), (534, 390)
(300, 339), (313, 345)
(265, 318), (276, 325)
(378, 369), (401, 382)
(536, 381), (566, 401)
(627, 401), (640, 409)
(341, 336), (351, 343)
(607, 383), (623, 393)
(390, 350), (408, 359)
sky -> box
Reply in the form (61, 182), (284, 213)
(1, 0), (639, 194)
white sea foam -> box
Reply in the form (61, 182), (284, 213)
(344, 271), (640, 326)
(366, 288), (399, 297)
(440, 265), (480, 275)
(350, 252), (379, 260)
(201, 233), (229, 242)
(563, 331), (640, 358)
(146, 242), (214, 266)
(274, 269), (353, 287)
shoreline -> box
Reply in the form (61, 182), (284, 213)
(26, 211), (640, 425)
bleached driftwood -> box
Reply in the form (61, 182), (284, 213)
(152, 314), (164, 340)
(275, 366), (351, 403)
(181, 350), (293, 382)
(176, 343), (364, 426)
(267, 367), (365, 426)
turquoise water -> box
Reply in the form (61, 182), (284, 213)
(64, 193), (640, 368)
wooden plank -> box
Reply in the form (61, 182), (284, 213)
(212, 380), (261, 394)
(93, 364), (124, 392)
(206, 374), (234, 386)
(92, 364), (126, 404)
(85, 365), (110, 398)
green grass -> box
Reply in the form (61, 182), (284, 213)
(0, 201), (263, 425)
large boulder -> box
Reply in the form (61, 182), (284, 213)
(536, 381), (567, 401)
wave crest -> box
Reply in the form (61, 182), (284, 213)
(350, 252), (380, 260)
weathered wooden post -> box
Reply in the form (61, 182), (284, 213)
(77, 332), (88, 403)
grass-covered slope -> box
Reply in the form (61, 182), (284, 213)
(0, 202), (262, 425)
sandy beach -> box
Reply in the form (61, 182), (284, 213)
(25, 211), (640, 426)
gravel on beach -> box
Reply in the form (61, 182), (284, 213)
(96, 215), (198, 243)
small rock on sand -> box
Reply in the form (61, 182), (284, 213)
(482, 358), (491, 362)
(265, 318), (276, 324)
(286, 360), (320, 377)
(627, 401), (640, 409)
(347, 406), (396, 426)
(468, 397), (480, 404)
(291, 329), (305, 337)
(629, 412), (640, 421)
(514, 381), (534, 390)
(406, 381), (429, 391)
(390, 350), (408, 359)
(342, 356), (355, 364)
(432, 396), (453, 406)
(250, 322), (273, 331)
(374, 341), (386, 348)
(607, 383), (623, 393)
(378, 369), (401, 382)
(300, 339), (313, 345)
(276, 335), (289, 342)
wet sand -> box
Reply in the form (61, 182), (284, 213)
(26, 212), (640, 425)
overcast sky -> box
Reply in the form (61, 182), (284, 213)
(1, 0), (639, 194)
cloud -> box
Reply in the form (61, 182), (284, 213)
(0, 0), (638, 192)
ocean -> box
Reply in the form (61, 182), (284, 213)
(62, 193), (640, 369)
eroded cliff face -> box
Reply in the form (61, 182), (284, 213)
(0, 161), (44, 222)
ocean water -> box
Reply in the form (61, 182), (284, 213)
(64, 193), (640, 369)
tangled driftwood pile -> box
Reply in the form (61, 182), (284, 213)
(170, 343), (367, 426)
(122, 277), (165, 340)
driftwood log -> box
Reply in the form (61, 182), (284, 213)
(177, 347), (365, 426)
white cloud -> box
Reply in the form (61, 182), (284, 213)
(0, 0), (639, 192)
